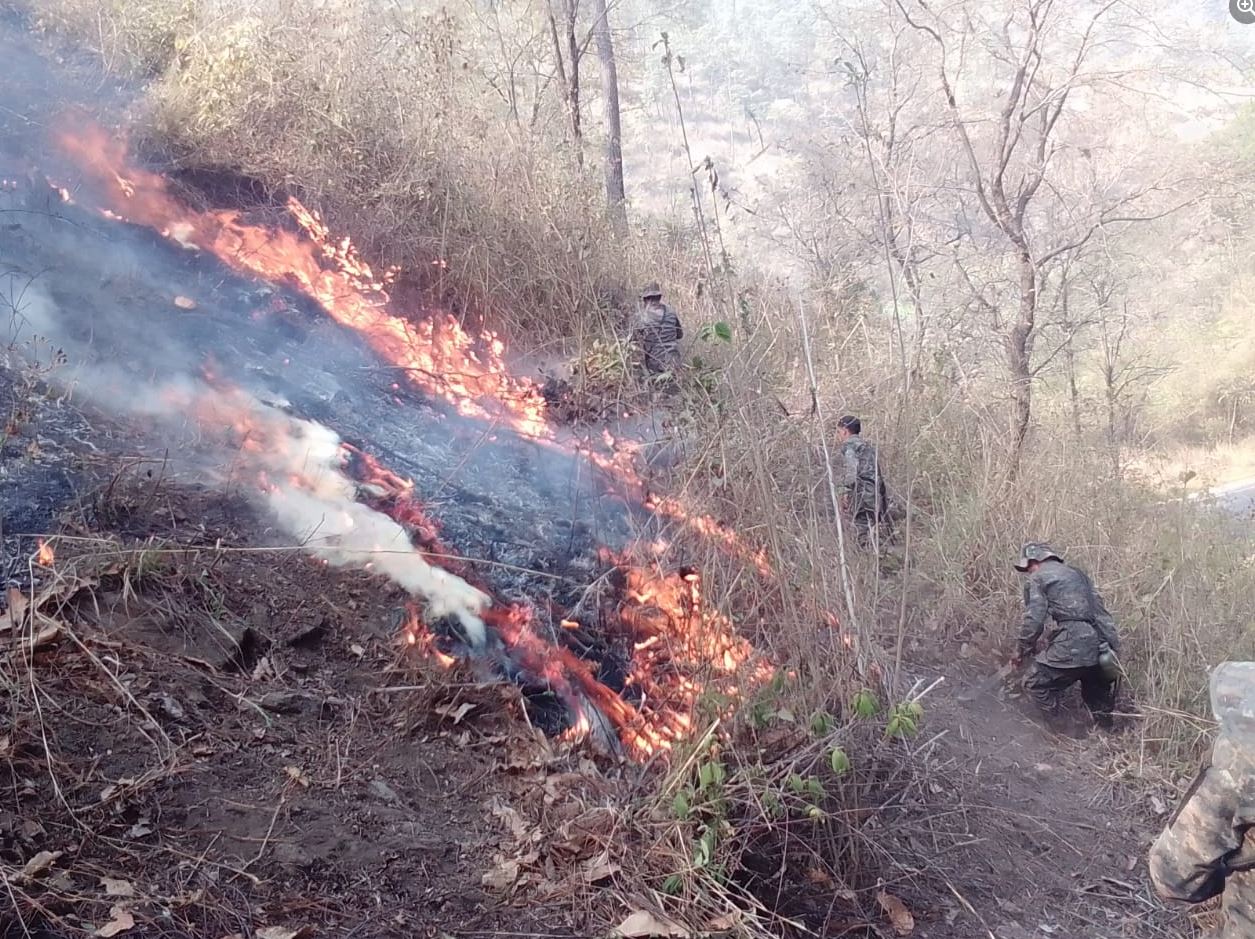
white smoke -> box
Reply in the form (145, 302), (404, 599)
(235, 406), (491, 647)
(14, 285), (489, 647)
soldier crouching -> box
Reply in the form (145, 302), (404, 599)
(1150, 661), (1255, 938)
(1011, 543), (1122, 732)
(631, 282), (683, 378)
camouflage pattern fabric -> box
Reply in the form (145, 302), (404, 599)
(839, 435), (886, 517)
(1017, 558), (1120, 669)
(1023, 662), (1115, 728)
(631, 300), (683, 374)
(1150, 662), (1255, 937)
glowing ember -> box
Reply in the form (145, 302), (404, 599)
(34, 539), (54, 566)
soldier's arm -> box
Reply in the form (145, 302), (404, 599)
(840, 446), (858, 491)
(669, 307), (683, 340)
(1149, 764), (1242, 904)
(1017, 578), (1047, 658)
(1092, 590), (1120, 651)
(628, 309), (644, 339)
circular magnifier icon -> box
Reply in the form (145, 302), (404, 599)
(1233, 0), (1255, 23)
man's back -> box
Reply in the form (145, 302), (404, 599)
(1021, 559), (1119, 668)
(840, 435), (881, 487)
(632, 300), (682, 372)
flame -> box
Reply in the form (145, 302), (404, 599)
(52, 121), (775, 577)
(34, 539), (54, 566)
(54, 123), (549, 439)
(402, 609), (460, 669)
(49, 121), (782, 760)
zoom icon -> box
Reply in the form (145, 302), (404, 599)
(1233, 0), (1255, 25)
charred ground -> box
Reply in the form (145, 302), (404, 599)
(2, 480), (606, 939)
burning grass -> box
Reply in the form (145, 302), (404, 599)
(22, 0), (659, 350)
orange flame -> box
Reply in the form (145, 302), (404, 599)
(35, 539), (54, 566)
(54, 123), (549, 439)
(53, 121), (775, 578)
(51, 120), (782, 760)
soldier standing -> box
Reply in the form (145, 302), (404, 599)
(1150, 661), (1255, 937)
(836, 415), (890, 546)
(1011, 543), (1121, 732)
(631, 283), (683, 377)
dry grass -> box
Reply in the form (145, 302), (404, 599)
(1129, 437), (1255, 492)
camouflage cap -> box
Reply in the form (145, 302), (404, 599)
(1210, 661), (1255, 730)
(640, 282), (663, 300)
(1013, 542), (1063, 572)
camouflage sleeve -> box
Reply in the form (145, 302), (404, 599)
(1017, 578), (1047, 658)
(1092, 590), (1120, 651)
(1149, 764), (1241, 904)
(840, 446), (857, 491)
(669, 308), (683, 341)
(628, 308), (645, 340)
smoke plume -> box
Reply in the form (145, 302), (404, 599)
(14, 284), (490, 647)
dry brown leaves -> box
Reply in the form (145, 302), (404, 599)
(255, 926), (311, 939)
(1, 569), (105, 660)
(95, 906), (135, 937)
(480, 753), (625, 901)
(877, 889), (915, 936)
(100, 876), (137, 897)
(17, 849), (62, 881)
(613, 909), (690, 937)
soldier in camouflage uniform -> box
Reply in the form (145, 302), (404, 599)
(1150, 661), (1255, 937)
(836, 415), (890, 546)
(1012, 543), (1121, 731)
(631, 283), (683, 377)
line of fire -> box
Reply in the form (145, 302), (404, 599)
(17, 119), (790, 761)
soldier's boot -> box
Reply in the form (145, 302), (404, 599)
(1082, 672), (1119, 733)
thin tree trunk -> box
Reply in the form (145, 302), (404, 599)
(1104, 367), (1121, 477)
(1061, 282), (1082, 442)
(1065, 334), (1082, 443)
(590, 0), (626, 227)
(1007, 246), (1037, 467)
(544, 0), (582, 166)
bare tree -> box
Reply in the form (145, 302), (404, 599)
(1097, 298), (1173, 474)
(894, 0), (1178, 469)
(546, 0), (584, 164)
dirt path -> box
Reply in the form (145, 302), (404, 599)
(876, 664), (1193, 939)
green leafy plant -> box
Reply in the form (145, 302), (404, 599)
(886, 701), (924, 738)
(851, 689), (880, 718)
(696, 759), (726, 791)
(810, 710), (836, 735)
(697, 320), (733, 343)
(671, 790), (691, 820)
(829, 746), (851, 775)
